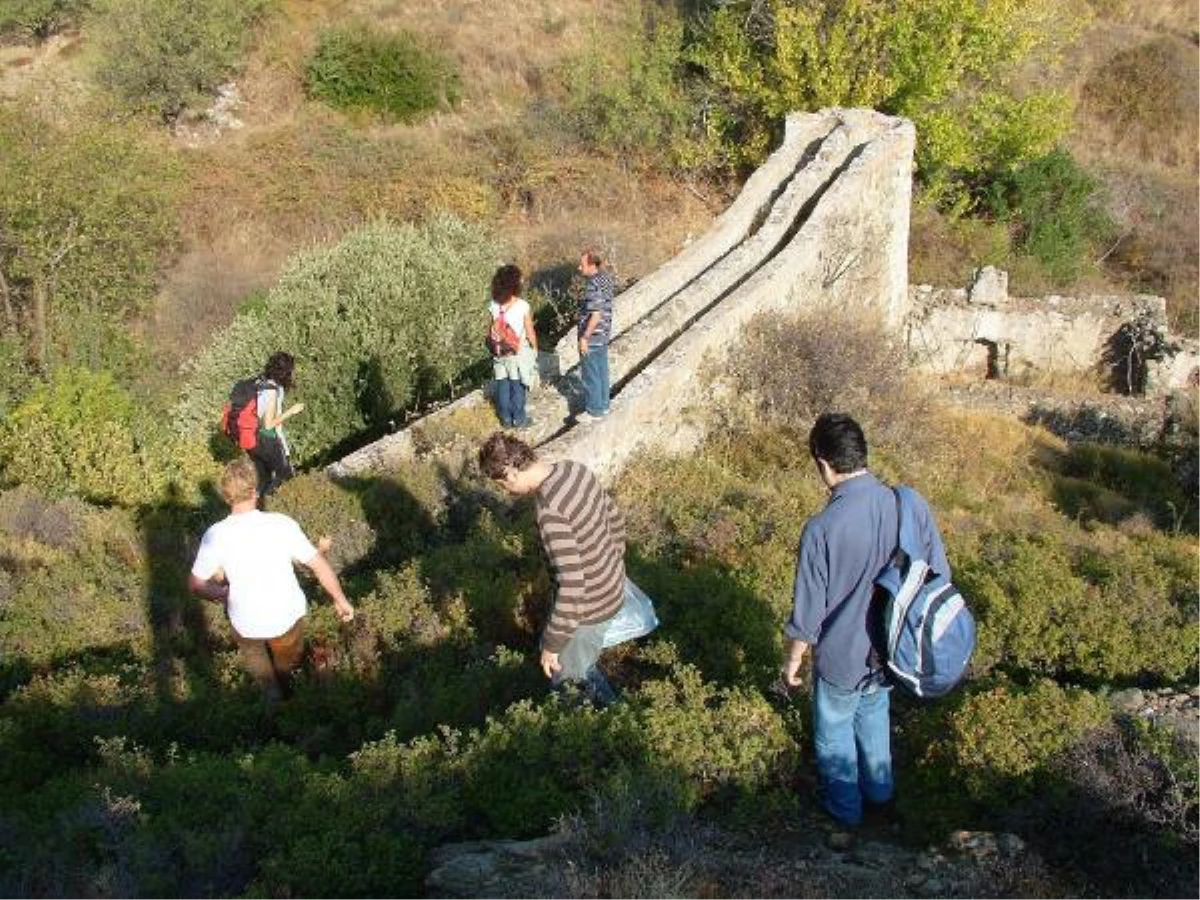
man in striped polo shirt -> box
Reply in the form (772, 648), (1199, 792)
(575, 249), (616, 423)
(479, 432), (625, 705)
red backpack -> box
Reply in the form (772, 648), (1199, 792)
(486, 313), (522, 357)
(220, 377), (265, 450)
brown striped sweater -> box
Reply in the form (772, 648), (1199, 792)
(535, 460), (626, 653)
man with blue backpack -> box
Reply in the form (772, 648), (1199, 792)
(780, 413), (969, 831)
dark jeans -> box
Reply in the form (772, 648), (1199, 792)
(249, 432), (294, 498)
(494, 377), (529, 427)
(232, 617), (305, 701)
(580, 343), (610, 416)
(549, 618), (617, 707)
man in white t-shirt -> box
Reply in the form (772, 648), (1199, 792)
(189, 458), (355, 701)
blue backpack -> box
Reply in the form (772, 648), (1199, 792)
(872, 486), (975, 700)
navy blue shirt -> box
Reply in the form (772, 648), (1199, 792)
(786, 472), (950, 690)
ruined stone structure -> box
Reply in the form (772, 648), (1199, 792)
(330, 108), (915, 482)
(908, 266), (1200, 395)
(327, 108), (1196, 486)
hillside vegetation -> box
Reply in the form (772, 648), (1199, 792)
(0, 0), (1195, 897)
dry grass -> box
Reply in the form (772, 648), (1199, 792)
(1063, 9), (1199, 332)
(140, 0), (717, 372)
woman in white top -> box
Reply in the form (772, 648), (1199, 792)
(250, 351), (305, 500)
(488, 264), (538, 429)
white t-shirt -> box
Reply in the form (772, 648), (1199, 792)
(488, 297), (531, 344)
(191, 510), (317, 639)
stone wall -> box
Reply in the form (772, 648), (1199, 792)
(907, 266), (1200, 395)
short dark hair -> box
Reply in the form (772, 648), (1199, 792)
(808, 413), (868, 474)
(491, 264), (523, 303)
(478, 431), (537, 479)
(263, 351), (295, 389)
(582, 249), (603, 268)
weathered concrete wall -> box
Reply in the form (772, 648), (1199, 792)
(544, 113), (915, 481)
(328, 109), (915, 483)
(551, 110), (827, 374)
(907, 265), (1200, 395)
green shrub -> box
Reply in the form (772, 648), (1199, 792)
(0, 0), (89, 41)
(173, 217), (503, 465)
(0, 106), (181, 374)
(983, 148), (1114, 284)
(562, 6), (709, 170)
(898, 678), (1110, 836)
(688, 0), (1081, 194)
(91, 0), (270, 120)
(955, 529), (1196, 683)
(0, 368), (218, 505)
(305, 24), (459, 123)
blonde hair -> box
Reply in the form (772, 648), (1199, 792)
(220, 457), (259, 505)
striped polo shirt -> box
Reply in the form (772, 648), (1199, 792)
(577, 269), (616, 345)
(535, 460), (626, 653)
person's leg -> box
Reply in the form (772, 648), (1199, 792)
(266, 617), (306, 688)
(580, 349), (601, 417)
(594, 344), (610, 415)
(854, 685), (894, 805)
(494, 377), (514, 427)
(255, 434), (290, 496)
(232, 626), (284, 701)
(511, 380), (529, 427)
(247, 446), (272, 498)
(550, 620), (616, 705)
(813, 676), (864, 826)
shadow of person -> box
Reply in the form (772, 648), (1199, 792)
(138, 479), (224, 703)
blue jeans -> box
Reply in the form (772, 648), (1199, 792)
(494, 377), (528, 427)
(580, 343), (610, 416)
(813, 676), (893, 827)
(548, 618), (617, 706)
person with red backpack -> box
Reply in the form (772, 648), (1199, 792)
(487, 264), (538, 430)
(221, 351), (303, 501)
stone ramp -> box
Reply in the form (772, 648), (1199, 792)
(327, 109), (915, 482)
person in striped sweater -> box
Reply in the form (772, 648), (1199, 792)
(479, 432), (625, 705)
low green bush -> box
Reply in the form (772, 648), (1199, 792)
(0, 368), (218, 506)
(305, 24), (459, 123)
(898, 678), (1110, 837)
(955, 528), (1196, 683)
(91, 0), (270, 120)
(0, 106), (182, 375)
(561, 6), (709, 170)
(174, 217), (503, 466)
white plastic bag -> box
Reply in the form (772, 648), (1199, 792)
(602, 577), (660, 648)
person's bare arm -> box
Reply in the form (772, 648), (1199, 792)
(304, 553), (355, 623)
(781, 637), (810, 687)
(188, 572), (229, 603)
(578, 312), (601, 355)
(524, 309), (538, 352)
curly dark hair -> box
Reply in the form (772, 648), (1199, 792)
(491, 264), (523, 304)
(263, 351), (295, 389)
(478, 431), (537, 480)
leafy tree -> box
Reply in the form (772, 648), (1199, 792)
(91, 0), (270, 120)
(174, 217), (503, 465)
(984, 148), (1114, 283)
(688, 0), (1083, 199)
(562, 6), (708, 169)
(0, 0), (90, 41)
(0, 105), (181, 377)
